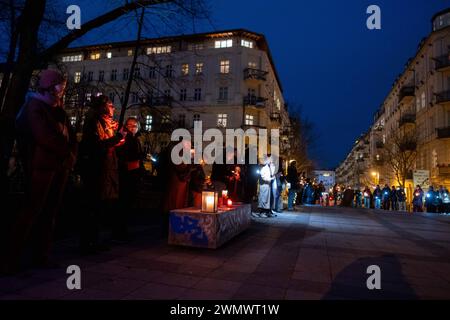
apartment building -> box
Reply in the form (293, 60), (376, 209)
(335, 132), (371, 189)
(55, 29), (291, 156)
(336, 8), (450, 193)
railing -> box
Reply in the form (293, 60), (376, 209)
(149, 96), (173, 107)
(243, 96), (266, 107)
(434, 54), (450, 71)
(398, 86), (415, 103)
(435, 90), (450, 104)
(243, 68), (268, 81)
(399, 142), (417, 151)
(436, 127), (450, 139)
(399, 113), (416, 127)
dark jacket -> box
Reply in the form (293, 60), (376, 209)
(16, 93), (75, 172)
(286, 166), (299, 189)
(79, 110), (123, 200)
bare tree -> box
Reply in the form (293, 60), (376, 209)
(382, 130), (418, 188)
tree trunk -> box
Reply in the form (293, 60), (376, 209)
(119, 7), (146, 128)
(0, 0), (46, 194)
(0, 0), (19, 110)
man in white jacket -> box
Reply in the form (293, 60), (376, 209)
(258, 155), (275, 217)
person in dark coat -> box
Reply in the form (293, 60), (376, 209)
(390, 186), (398, 211)
(425, 186), (438, 213)
(287, 161), (299, 210)
(78, 95), (125, 254)
(342, 186), (355, 207)
(381, 184), (391, 210)
(373, 185), (382, 209)
(302, 179), (315, 205)
(4, 70), (76, 272)
(116, 117), (144, 241)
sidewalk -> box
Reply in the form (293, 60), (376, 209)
(1, 206), (450, 300)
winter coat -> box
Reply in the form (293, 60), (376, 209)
(287, 166), (299, 189)
(16, 92), (76, 173)
(79, 111), (123, 200)
(258, 163), (274, 209)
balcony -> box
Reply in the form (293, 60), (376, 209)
(244, 68), (268, 81)
(399, 142), (417, 152)
(399, 113), (416, 127)
(270, 112), (281, 122)
(436, 127), (450, 139)
(243, 96), (266, 108)
(150, 96), (173, 107)
(435, 90), (450, 104)
(434, 54), (450, 72)
(398, 86), (415, 104)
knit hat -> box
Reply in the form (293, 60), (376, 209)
(38, 69), (65, 90)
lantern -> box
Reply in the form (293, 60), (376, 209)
(201, 191), (218, 213)
(227, 199), (233, 207)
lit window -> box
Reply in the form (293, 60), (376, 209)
(219, 87), (228, 101)
(107, 52), (112, 59)
(245, 114), (254, 125)
(215, 39), (233, 48)
(181, 64), (189, 76)
(128, 49), (133, 57)
(191, 43), (204, 51)
(248, 62), (257, 69)
(86, 93), (92, 101)
(220, 60), (230, 74)
(147, 46), (172, 55)
(70, 116), (77, 126)
(241, 39), (253, 48)
(195, 62), (203, 75)
(90, 53), (101, 60)
(217, 114), (228, 127)
(74, 72), (81, 83)
(145, 115), (153, 131)
(162, 114), (170, 124)
(62, 55), (82, 62)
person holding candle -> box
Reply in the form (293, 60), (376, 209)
(412, 185), (424, 212)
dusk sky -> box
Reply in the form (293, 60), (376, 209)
(68, 0), (450, 169)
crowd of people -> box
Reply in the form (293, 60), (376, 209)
(321, 183), (450, 214)
(1, 69), (262, 273)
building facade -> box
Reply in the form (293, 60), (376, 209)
(336, 8), (450, 194)
(55, 29), (291, 158)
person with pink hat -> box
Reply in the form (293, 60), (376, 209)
(3, 69), (76, 273)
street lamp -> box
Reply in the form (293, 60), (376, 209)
(371, 171), (379, 185)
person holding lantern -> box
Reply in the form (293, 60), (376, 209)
(412, 185), (424, 212)
(78, 95), (126, 254)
